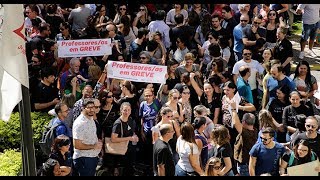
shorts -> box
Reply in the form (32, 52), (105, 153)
(301, 22), (319, 42)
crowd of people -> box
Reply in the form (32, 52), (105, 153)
(24, 3), (320, 176)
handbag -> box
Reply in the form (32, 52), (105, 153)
(105, 121), (129, 155)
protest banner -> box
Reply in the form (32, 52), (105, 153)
(287, 160), (319, 176)
(107, 61), (167, 84)
(57, 38), (112, 57)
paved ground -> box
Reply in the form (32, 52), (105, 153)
(288, 34), (320, 71)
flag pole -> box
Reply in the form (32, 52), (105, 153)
(18, 84), (37, 176)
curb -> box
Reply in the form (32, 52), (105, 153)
(291, 63), (320, 71)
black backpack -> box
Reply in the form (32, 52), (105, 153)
(39, 121), (64, 155)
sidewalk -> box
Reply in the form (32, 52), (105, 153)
(288, 34), (320, 71)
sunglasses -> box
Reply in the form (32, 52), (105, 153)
(106, 95), (113, 98)
(119, 8), (126, 10)
(140, 57), (147, 59)
(240, 20), (248, 22)
(243, 53), (252, 56)
(254, 21), (261, 25)
(94, 106), (100, 108)
(269, 13), (276, 16)
(260, 137), (270, 142)
(306, 124), (316, 129)
(172, 97), (179, 100)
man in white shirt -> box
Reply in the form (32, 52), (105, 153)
(233, 47), (264, 107)
(148, 10), (171, 49)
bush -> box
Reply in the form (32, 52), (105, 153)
(0, 112), (52, 168)
(0, 149), (22, 176)
(0, 112), (51, 151)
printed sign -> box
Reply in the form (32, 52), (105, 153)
(107, 61), (167, 84)
(57, 38), (112, 57)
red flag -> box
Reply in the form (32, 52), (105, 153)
(0, 4), (28, 121)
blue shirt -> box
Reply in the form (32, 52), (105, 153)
(249, 142), (286, 176)
(237, 76), (253, 104)
(139, 99), (161, 133)
(233, 24), (246, 53)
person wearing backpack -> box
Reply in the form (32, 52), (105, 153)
(40, 102), (72, 156)
(279, 139), (320, 176)
(231, 102), (258, 176)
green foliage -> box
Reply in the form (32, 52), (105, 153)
(292, 21), (302, 36)
(0, 112), (51, 151)
(0, 149), (22, 176)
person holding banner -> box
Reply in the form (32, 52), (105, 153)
(279, 139), (320, 176)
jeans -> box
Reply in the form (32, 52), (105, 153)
(175, 164), (189, 176)
(73, 157), (98, 176)
(237, 163), (249, 176)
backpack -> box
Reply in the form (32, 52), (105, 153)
(39, 121), (64, 155)
(288, 151), (316, 167)
(234, 133), (243, 163)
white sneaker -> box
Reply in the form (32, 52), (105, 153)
(299, 51), (305, 59)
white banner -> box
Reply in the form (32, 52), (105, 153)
(0, 5), (28, 121)
(57, 38), (112, 57)
(107, 61), (167, 84)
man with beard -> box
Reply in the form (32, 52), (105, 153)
(249, 127), (286, 176)
(291, 116), (320, 158)
(232, 47), (264, 109)
(129, 27), (149, 63)
(73, 98), (103, 176)
(71, 85), (94, 122)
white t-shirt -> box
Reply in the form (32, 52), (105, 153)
(176, 136), (200, 172)
(232, 59), (265, 90)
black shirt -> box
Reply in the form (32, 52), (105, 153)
(153, 139), (175, 176)
(33, 81), (59, 112)
(291, 133), (320, 158)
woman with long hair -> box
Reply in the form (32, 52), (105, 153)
(268, 85), (291, 143)
(257, 109), (279, 143)
(175, 122), (204, 176)
(280, 139), (320, 175)
(178, 85), (192, 124)
(192, 117), (209, 170)
(264, 10), (280, 49)
(132, 4), (150, 29)
(192, 80), (221, 124)
(152, 107), (181, 164)
(162, 59), (180, 103)
(93, 5), (110, 29)
(113, 4), (131, 25)
(194, 13), (212, 46)
(117, 15), (137, 59)
(221, 81), (256, 146)
(209, 125), (236, 176)
(293, 60), (318, 102)
(163, 89), (184, 124)
(262, 59), (280, 109)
